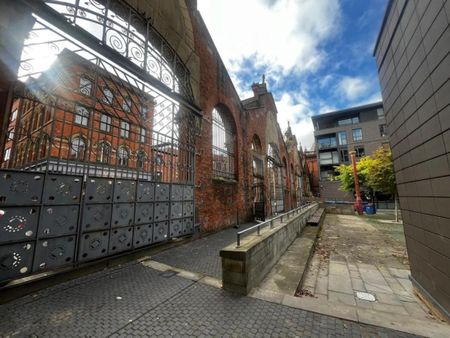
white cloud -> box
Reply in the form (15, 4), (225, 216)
(337, 76), (371, 101)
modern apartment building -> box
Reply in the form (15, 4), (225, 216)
(311, 102), (388, 200)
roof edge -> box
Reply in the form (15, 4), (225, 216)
(311, 101), (383, 121)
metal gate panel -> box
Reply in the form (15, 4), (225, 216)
(183, 218), (194, 235)
(38, 206), (79, 238)
(170, 202), (183, 219)
(0, 171), (44, 206)
(113, 180), (136, 203)
(0, 242), (34, 281)
(133, 224), (153, 248)
(154, 202), (169, 222)
(82, 204), (112, 232)
(183, 201), (194, 217)
(134, 203), (154, 224)
(42, 175), (82, 205)
(111, 203), (134, 228)
(183, 185), (194, 201)
(85, 178), (114, 204)
(169, 219), (183, 237)
(153, 221), (169, 243)
(78, 231), (110, 262)
(136, 182), (155, 202)
(171, 185), (184, 201)
(155, 183), (170, 201)
(0, 207), (39, 244)
(109, 227), (133, 254)
(33, 236), (76, 272)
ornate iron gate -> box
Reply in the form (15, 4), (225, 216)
(0, 0), (200, 284)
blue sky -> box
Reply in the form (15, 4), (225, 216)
(198, 0), (388, 149)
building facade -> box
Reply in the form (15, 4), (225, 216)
(311, 102), (388, 201)
(374, 0), (450, 320)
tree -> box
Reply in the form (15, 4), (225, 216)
(334, 156), (373, 194)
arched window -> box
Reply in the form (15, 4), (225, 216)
(97, 141), (111, 164)
(267, 143), (284, 214)
(117, 146), (129, 167)
(212, 106), (236, 179)
(70, 136), (86, 160)
(252, 134), (262, 153)
(137, 150), (146, 169)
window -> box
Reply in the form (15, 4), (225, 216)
(338, 115), (359, 126)
(102, 86), (114, 104)
(337, 131), (347, 145)
(4, 148), (11, 161)
(252, 135), (262, 153)
(139, 127), (146, 143)
(317, 136), (337, 149)
(123, 96), (132, 112)
(352, 128), (362, 141)
(100, 114), (112, 132)
(155, 154), (164, 165)
(74, 105), (90, 126)
(70, 136), (86, 160)
(7, 129), (14, 140)
(377, 108), (384, 120)
(355, 146), (365, 158)
(339, 149), (349, 162)
(97, 141), (111, 163)
(379, 124), (387, 137)
(319, 151), (339, 165)
(137, 150), (146, 169)
(117, 146), (129, 166)
(212, 107), (236, 179)
(11, 109), (18, 121)
(79, 76), (92, 96)
(120, 121), (130, 138)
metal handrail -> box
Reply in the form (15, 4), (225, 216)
(236, 202), (313, 247)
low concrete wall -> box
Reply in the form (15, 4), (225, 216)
(220, 203), (319, 295)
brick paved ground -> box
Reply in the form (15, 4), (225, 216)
(0, 260), (420, 337)
(151, 223), (255, 278)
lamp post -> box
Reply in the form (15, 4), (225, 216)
(349, 150), (364, 215)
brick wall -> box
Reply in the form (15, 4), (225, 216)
(374, 0), (450, 318)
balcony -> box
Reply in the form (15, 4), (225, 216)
(317, 140), (337, 150)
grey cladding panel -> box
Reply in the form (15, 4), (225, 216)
(85, 178), (113, 203)
(134, 203), (154, 224)
(114, 180), (136, 203)
(183, 201), (194, 217)
(155, 183), (170, 201)
(0, 171), (44, 206)
(111, 203), (134, 227)
(38, 205), (78, 238)
(33, 236), (76, 272)
(183, 218), (194, 235)
(170, 219), (183, 237)
(133, 224), (153, 248)
(82, 204), (112, 232)
(171, 184), (183, 201)
(183, 185), (194, 201)
(154, 202), (169, 222)
(153, 221), (168, 243)
(0, 242), (34, 282)
(78, 230), (109, 262)
(0, 207), (39, 244)
(136, 182), (155, 202)
(43, 175), (82, 205)
(171, 202), (183, 219)
(109, 227), (133, 254)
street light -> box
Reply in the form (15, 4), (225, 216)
(349, 150), (364, 215)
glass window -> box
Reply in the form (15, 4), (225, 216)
(97, 141), (111, 163)
(337, 131), (347, 145)
(70, 136), (86, 159)
(317, 136), (337, 149)
(7, 129), (14, 140)
(120, 121), (130, 138)
(102, 86), (114, 104)
(74, 105), (90, 126)
(338, 115), (359, 126)
(117, 146), (129, 166)
(212, 107), (235, 179)
(79, 76), (92, 96)
(355, 146), (365, 158)
(137, 150), (146, 169)
(377, 108), (384, 120)
(340, 149), (349, 162)
(123, 96), (132, 112)
(4, 148), (11, 161)
(100, 114), (112, 132)
(11, 109), (18, 121)
(379, 124), (387, 137)
(319, 151), (339, 165)
(139, 127), (146, 143)
(352, 128), (362, 141)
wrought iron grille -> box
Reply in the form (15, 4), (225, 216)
(0, 1), (199, 285)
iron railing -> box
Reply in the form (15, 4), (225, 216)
(236, 202), (313, 247)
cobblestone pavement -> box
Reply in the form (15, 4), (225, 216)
(0, 261), (420, 338)
(151, 223), (255, 278)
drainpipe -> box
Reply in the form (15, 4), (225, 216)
(349, 150), (363, 215)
